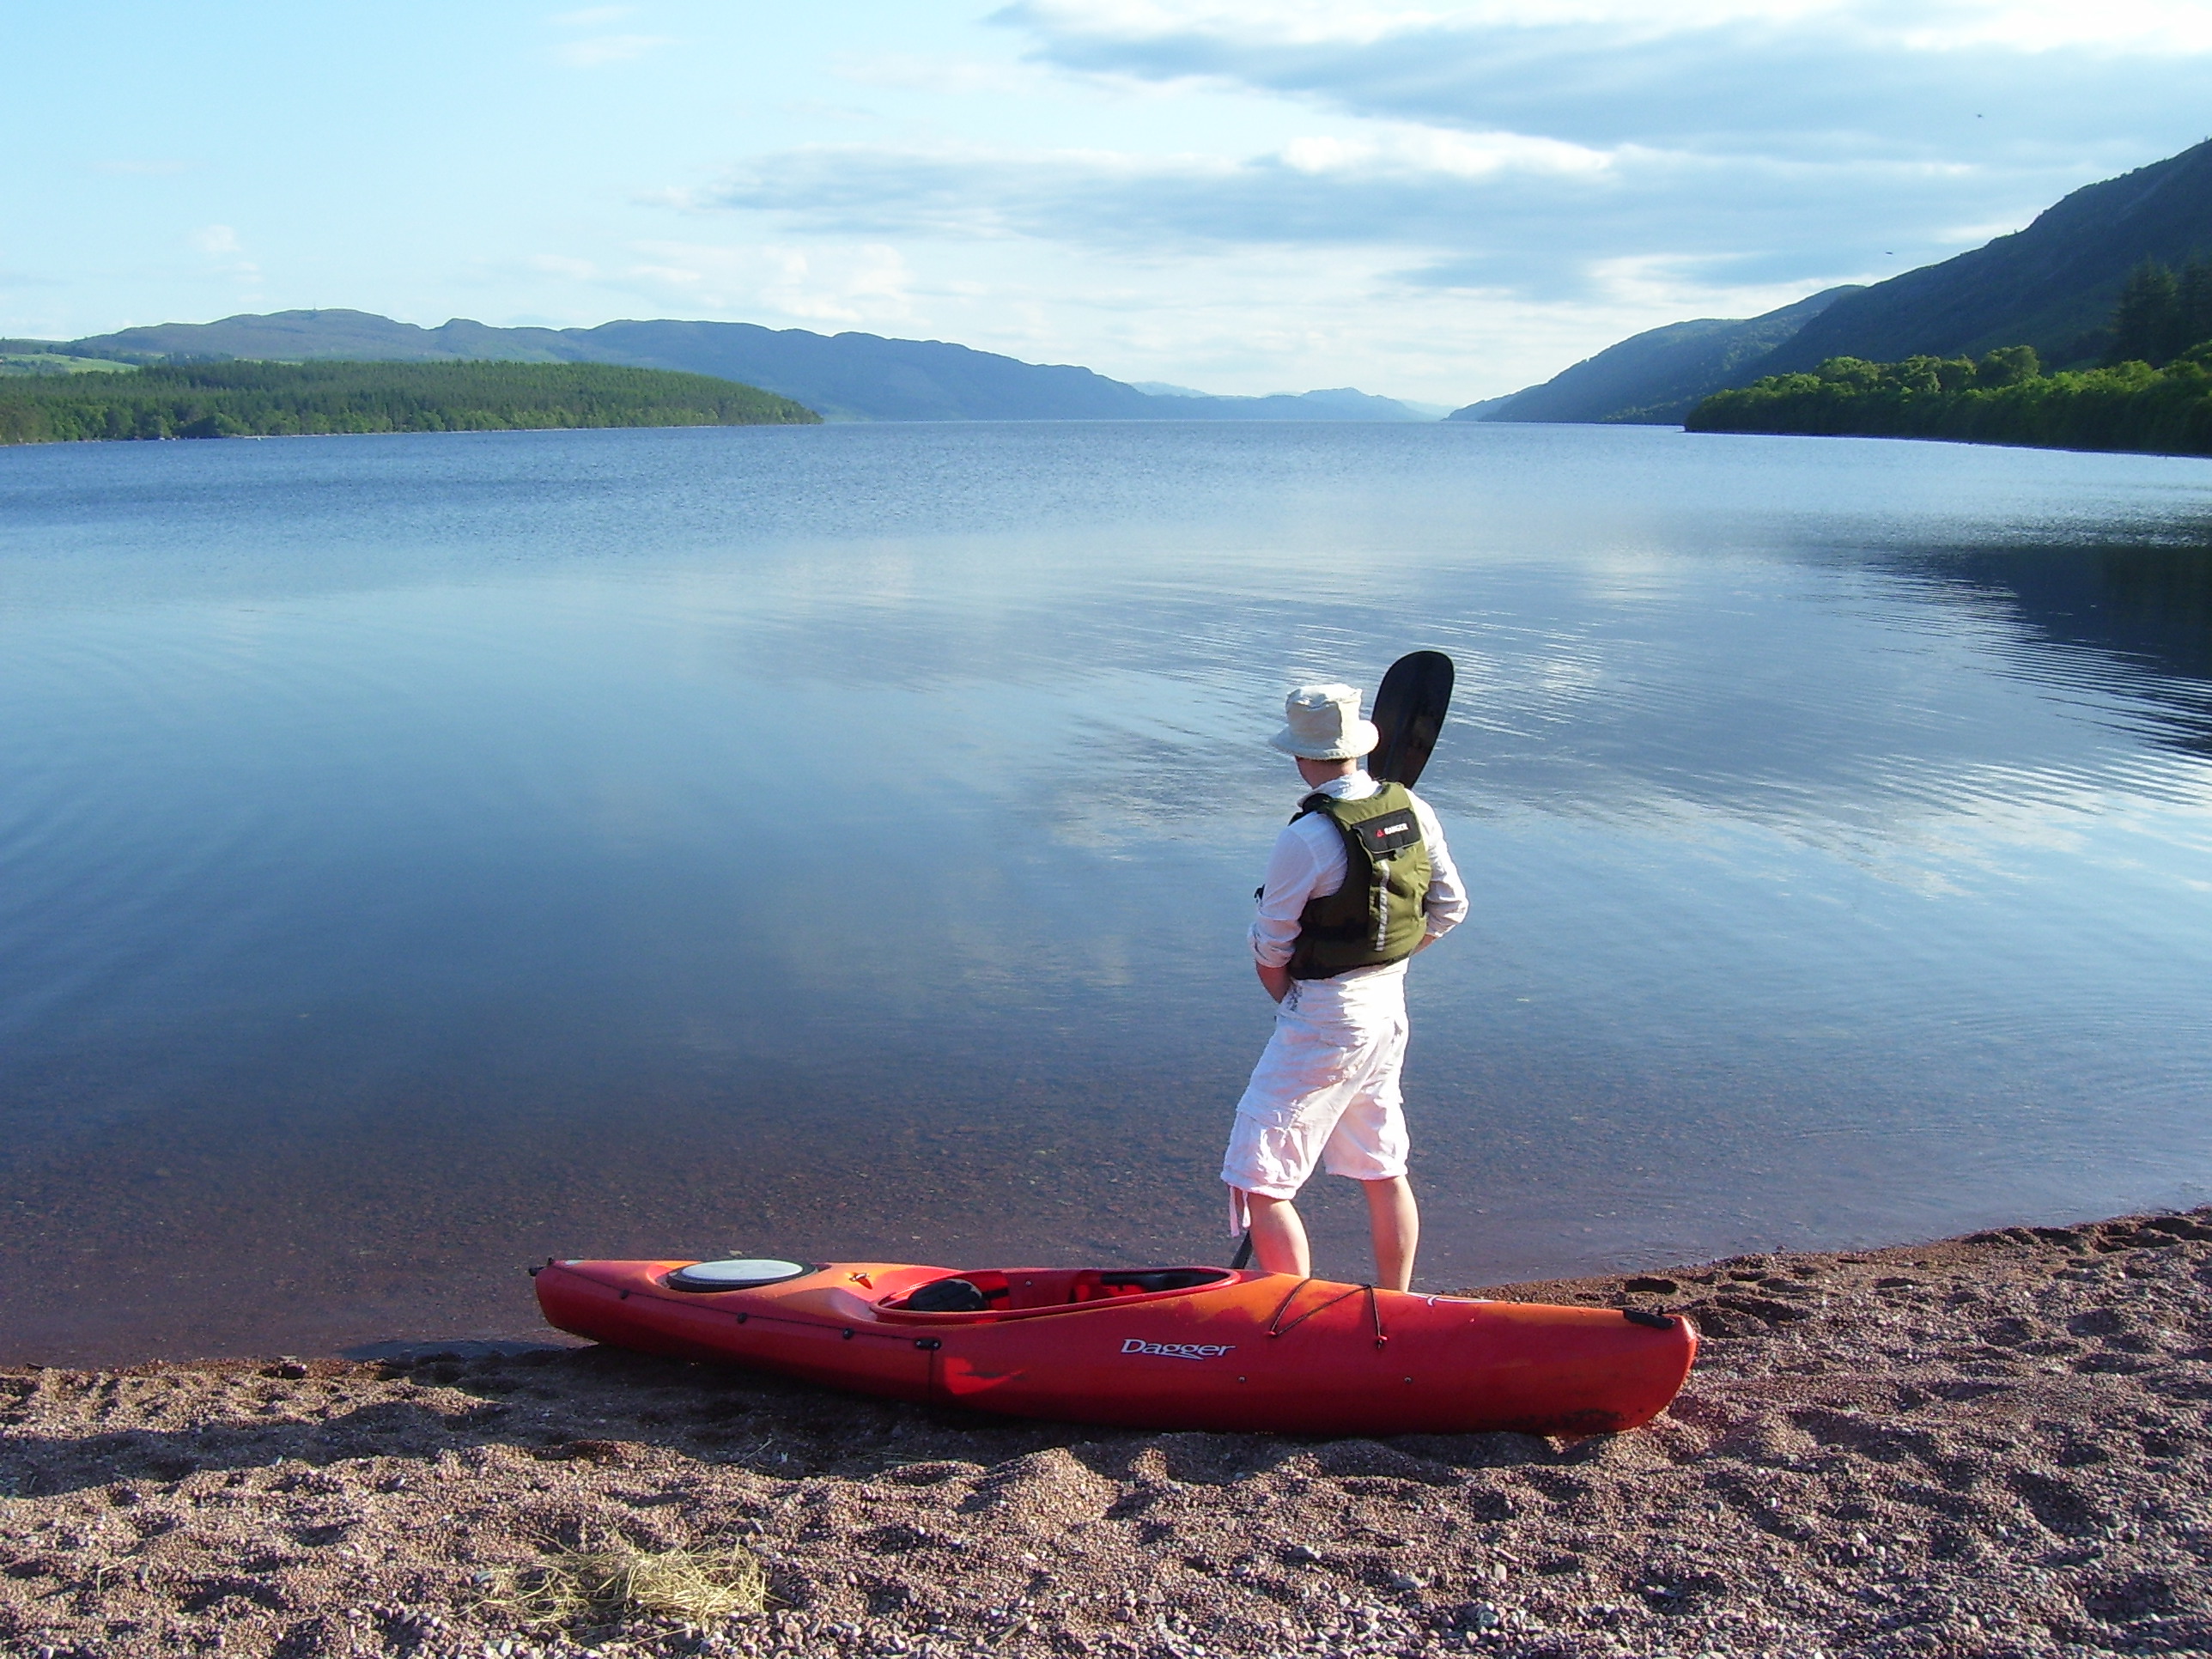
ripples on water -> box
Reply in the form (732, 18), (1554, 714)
(3, 422), (2210, 1362)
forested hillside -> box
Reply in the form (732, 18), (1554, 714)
(1688, 253), (2212, 459)
(1686, 346), (2212, 457)
(1754, 139), (2212, 374)
(0, 361), (817, 445)
(1469, 138), (2212, 428)
(2106, 260), (2212, 367)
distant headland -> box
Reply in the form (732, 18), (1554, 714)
(0, 359), (818, 445)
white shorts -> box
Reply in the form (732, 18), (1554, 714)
(1219, 969), (1411, 1215)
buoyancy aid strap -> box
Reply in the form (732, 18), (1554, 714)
(1264, 1279), (1389, 1348)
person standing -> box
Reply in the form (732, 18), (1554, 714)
(1220, 683), (1466, 1291)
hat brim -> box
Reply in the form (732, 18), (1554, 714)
(1269, 719), (1379, 760)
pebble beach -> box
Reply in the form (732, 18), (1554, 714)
(5, 1208), (2210, 1658)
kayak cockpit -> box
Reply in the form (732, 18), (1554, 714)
(878, 1265), (1234, 1322)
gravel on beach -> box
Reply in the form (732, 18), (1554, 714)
(4, 1209), (2211, 1659)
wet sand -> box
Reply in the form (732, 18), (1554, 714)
(4, 1209), (2210, 1658)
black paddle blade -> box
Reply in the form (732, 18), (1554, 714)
(1369, 650), (1455, 786)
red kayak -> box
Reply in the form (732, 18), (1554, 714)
(533, 1256), (1696, 1437)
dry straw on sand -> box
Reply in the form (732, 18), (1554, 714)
(483, 1539), (768, 1629)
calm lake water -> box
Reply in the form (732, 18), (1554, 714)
(3, 421), (2210, 1364)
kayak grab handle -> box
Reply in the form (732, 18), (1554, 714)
(1621, 1309), (1675, 1329)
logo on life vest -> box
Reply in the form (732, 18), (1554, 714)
(1354, 807), (1419, 858)
(1121, 1338), (1236, 1360)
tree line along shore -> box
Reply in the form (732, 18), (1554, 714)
(0, 359), (819, 445)
(1688, 260), (2212, 459)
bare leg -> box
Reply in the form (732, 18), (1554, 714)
(1361, 1176), (1419, 1291)
(1243, 1193), (1311, 1277)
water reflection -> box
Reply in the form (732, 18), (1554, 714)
(1888, 539), (2212, 755)
(2, 423), (2210, 1363)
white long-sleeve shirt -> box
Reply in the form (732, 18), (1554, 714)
(1249, 771), (1466, 976)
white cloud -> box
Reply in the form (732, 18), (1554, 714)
(684, 131), (2014, 299)
(996, 0), (2212, 167)
(556, 33), (674, 67)
(526, 252), (602, 280)
(186, 224), (261, 288)
(832, 52), (1069, 96)
(619, 240), (916, 326)
(639, 0), (2212, 397)
(605, 0), (2184, 343)
(1889, 0), (2212, 52)
(1275, 126), (1612, 180)
(1006, 0), (2212, 56)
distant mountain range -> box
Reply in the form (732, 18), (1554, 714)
(24, 311), (1436, 424)
(1138, 384), (1435, 422)
(1458, 137), (2212, 426)
(1450, 288), (1860, 426)
(52, 137), (2211, 432)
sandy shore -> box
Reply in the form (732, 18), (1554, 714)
(4, 1209), (2210, 1658)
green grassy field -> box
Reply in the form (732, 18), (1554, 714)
(0, 352), (137, 378)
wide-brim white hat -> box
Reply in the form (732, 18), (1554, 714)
(1269, 683), (1379, 760)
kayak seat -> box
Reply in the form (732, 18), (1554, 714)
(883, 1268), (1018, 1314)
(905, 1277), (1002, 1313)
(1067, 1267), (1232, 1304)
(1098, 1269), (1226, 1293)
(887, 1267), (1232, 1316)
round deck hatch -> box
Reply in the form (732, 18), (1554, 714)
(667, 1258), (811, 1291)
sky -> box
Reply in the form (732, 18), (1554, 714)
(5, 2), (2212, 404)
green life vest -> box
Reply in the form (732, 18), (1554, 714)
(1286, 782), (1433, 981)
